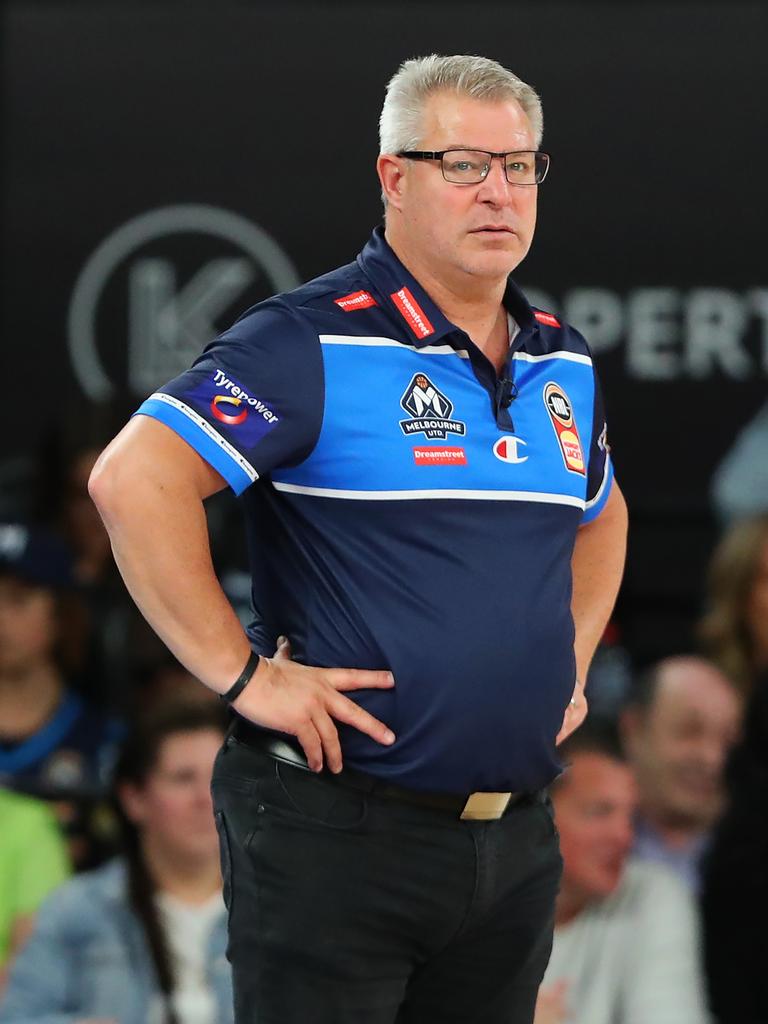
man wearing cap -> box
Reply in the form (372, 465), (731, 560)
(0, 524), (123, 867)
(90, 54), (627, 1024)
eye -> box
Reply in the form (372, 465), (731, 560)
(446, 157), (485, 173)
(505, 157), (533, 176)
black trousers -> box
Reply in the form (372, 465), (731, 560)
(211, 734), (562, 1024)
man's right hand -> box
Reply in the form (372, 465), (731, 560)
(231, 636), (395, 774)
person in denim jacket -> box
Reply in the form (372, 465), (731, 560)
(0, 702), (233, 1024)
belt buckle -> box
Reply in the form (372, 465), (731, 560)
(459, 791), (512, 821)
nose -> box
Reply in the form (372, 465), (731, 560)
(476, 155), (513, 205)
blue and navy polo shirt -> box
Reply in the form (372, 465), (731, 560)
(136, 226), (614, 794)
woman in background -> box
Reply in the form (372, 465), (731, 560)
(698, 514), (768, 1022)
(0, 701), (233, 1024)
(698, 513), (768, 699)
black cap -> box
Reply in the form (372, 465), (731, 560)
(0, 523), (76, 589)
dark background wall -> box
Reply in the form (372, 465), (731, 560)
(3, 1), (766, 665)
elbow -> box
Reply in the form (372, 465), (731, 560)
(88, 445), (132, 529)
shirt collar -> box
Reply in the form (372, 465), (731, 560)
(357, 225), (537, 347)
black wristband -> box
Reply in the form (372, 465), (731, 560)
(219, 650), (260, 704)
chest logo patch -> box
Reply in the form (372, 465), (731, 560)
(399, 373), (466, 439)
(543, 382), (585, 476)
(493, 436), (528, 464)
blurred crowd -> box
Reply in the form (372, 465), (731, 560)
(0, 444), (767, 1023)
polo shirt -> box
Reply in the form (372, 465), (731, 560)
(135, 225), (614, 793)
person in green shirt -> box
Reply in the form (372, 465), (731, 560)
(0, 788), (70, 977)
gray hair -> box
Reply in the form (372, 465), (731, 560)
(379, 54), (544, 155)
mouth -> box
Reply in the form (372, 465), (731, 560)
(470, 226), (515, 234)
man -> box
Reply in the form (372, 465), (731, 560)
(0, 523), (124, 868)
(90, 54), (628, 1023)
(620, 655), (740, 891)
(0, 789), (70, 987)
(536, 728), (709, 1024)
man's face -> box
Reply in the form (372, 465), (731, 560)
(121, 729), (223, 865)
(553, 753), (637, 902)
(384, 92), (539, 284)
(0, 575), (57, 674)
(624, 662), (741, 829)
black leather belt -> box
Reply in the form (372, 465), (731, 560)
(229, 718), (530, 821)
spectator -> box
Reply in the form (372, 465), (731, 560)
(0, 701), (232, 1024)
(0, 789), (70, 985)
(536, 725), (709, 1024)
(0, 524), (123, 815)
(619, 656), (740, 891)
(700, 669), (768, 1023)
(698, 513), (768, 698)
(56, 447), (169, 713)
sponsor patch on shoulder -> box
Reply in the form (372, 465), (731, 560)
(185, 370), (280, 447)
(413, 447), (466, 465)
(543, 381), (585, 475)
(334, 290), (378, 311)
(534, 310), (561, 328)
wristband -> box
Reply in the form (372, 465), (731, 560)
(219, 650), (260, 704)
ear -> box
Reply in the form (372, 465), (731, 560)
(118, 781), (147, 826)
(377, 154), (407, 211)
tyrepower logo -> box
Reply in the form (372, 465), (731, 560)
(184, 370), (280, 448)
(390, 287), (435, 339)
(211, 369), (279, 424)
(334, 290), (378, 311)
(413, 447), (467, 466)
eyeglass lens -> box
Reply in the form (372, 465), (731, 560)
(441, 151), (548, 185)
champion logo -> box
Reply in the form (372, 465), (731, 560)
(413, 447), (467, 465)
(390, 287), (435, 339)
(493, 436), (528, 464)
(334, 290), (378, 311)
(534, 310), (561, 328)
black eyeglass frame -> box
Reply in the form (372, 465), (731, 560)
(397, 149), (551, 185)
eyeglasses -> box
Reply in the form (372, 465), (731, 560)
(397, 149), (551, 186)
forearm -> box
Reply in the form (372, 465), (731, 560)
(90, 426), (251, 692)
(571, 482), (628, 684)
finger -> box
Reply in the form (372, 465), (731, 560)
(328, 692), (395, 746)
(273, 635), (293, 661)
(323, 667), (395, 691)
(296, 724), (325, 773)
(313, 712), (343, 773)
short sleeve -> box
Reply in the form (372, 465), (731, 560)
(581, 359), (614, 524)
(134, 301), (325, 495)
(14, 804), (71, 917)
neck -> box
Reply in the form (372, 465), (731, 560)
(142, 836), (222, 905)
(385, 226), (509, 364)
(0, 662), (64, 738)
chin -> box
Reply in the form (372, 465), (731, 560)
(462, 253), (522, 279)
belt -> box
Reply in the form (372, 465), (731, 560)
(229, 718), (528, 821)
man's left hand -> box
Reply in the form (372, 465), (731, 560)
(556, 679), (587, 745)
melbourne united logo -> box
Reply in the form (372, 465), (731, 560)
(399, 373), (466, 440)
